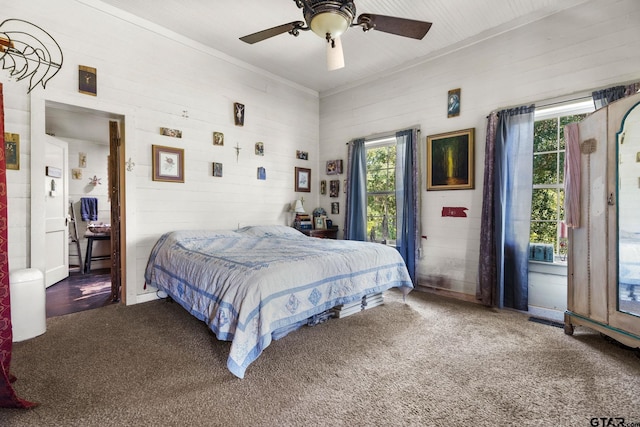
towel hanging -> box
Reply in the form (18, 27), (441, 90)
(80, 197), (98, 221)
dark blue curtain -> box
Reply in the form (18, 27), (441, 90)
(344, 138), (367, 241)
(494, 105), (535, 310)
(395, 129), (419, 283)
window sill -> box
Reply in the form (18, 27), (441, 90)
(529, 260), (567, 276)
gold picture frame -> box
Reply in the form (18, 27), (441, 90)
(152, 145), (184, 183)
(427, 128), (474, 190)
(4, 133), (19, 170)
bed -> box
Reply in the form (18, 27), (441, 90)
(144, 225), (413, 378)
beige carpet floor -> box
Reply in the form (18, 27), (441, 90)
(1, 289), (639, 426)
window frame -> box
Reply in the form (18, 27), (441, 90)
(365, 136), (397, 246)
(531, 100), (594, 261)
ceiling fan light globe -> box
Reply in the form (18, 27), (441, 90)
(310, 12), (350, 39)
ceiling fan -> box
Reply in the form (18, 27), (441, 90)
(239, 0), (432, 71)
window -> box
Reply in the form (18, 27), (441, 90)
(366, 139), (396, 246)
(530, 100), (594, 258)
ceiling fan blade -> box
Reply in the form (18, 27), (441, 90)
(356, 14), (432, 40)
(239, 21), (305, 44)
(327, 37), (344, 71)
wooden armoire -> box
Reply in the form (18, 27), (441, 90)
(565, 92), (640, 348)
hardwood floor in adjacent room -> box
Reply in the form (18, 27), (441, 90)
(45, 268), (116, 318)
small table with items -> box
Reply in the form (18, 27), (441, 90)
(298, 227), (338, 239)
(84, 231), (111, 274)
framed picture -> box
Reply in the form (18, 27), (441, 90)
(255, 142), (264, 156)
(427, 128), (474, 190)
(314, 216), (326, 230)
(212, 162), (223, 177)
(329, 179), (340, 197)
(331, 202), (339, 215)
(234, 102), (245, 126)
(296, 150), (308, 160)
(295, 167), (311, 192)
(4, 133), (19, 170)
(326, 159), (342, 175)
(320, 180), (327, 195)
(447, 88), (461, 118)
(79, 65), (97, 96)
(152, 145), (184, 183)
(213, 132), (224, 146)
(257, 166), (266, 180)
(160, 127), (182, 138)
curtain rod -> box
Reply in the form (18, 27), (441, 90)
(536, 94), (592, 109)
(345, 127), (420, 145)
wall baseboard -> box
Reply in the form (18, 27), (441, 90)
(414, 285), (480, 305)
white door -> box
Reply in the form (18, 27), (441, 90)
(44, 136), (69, 287)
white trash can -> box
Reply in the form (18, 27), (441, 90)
(9, 268), (46, 342)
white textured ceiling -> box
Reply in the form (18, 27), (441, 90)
(89, 0), (590, 94)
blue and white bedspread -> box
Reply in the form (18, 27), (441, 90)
(144, 225), (413, 378)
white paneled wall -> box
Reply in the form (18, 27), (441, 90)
(319, 0), (640, 298)
(2, 0), (319, 302)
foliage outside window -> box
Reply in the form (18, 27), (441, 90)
(366, 143), (397, 246)
(531, 111), (589, 258)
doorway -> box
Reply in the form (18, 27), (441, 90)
(35, 101), (125, 314)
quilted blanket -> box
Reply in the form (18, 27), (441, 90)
(144, 225), (413, 378)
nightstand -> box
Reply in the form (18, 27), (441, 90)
(299, 228), (338, 239)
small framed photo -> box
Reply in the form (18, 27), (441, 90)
(320, 180), (327, 195)
(234, 102), (245, 126)
(326, 159), (342, 175)
(213, 132), (224, 146)
(152, 145), (184, 183)
(329, 179), (340, 197)
(72, 168), (83, 180)
(160, 127), (182, 138)
(4, 133), (19, 170)
(295, 167), (311, 192)
(296, 150), (308, 160)
(79, 65), (97, 96)
(213, 162), (223, 177)
(331, 202), (339, 215)
(314, 216), (326, 230)
(427, 128), (474, 190)
(257, 167), (266, 180)
(255, 142), (264, 156)
(447, 88), (461, 118)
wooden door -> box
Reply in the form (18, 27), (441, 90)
(44, 136), (69, 287)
